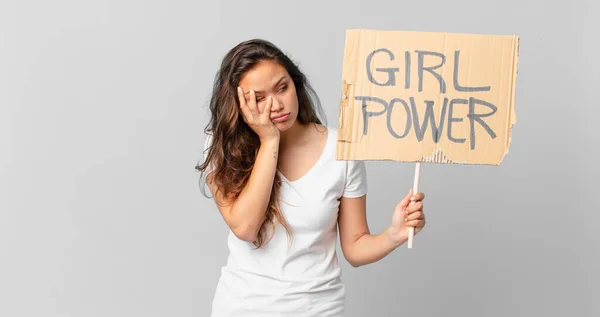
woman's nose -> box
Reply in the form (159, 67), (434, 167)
(270, 97), (283, 111)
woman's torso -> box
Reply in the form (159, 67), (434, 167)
(210, 127), (350, 317)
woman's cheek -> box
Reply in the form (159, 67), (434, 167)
(286, 90), (298, 107)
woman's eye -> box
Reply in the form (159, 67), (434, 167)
(279, 85), (287, 92)
(256, 97), (264, 102)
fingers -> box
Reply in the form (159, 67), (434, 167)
(246, 89), (259, 114)
(406, 210), (424, 221)
(406, 219), (426, 228)
(262, 96), (272, 120)
(237, 87), (252, 118)
(398, 189), (413, 209)
(400, 189), (423, 208)
(405, 194), (424, 224)
(407, 201), (423, 214)
(410, 191), (425, 202)
(237, 87), (247, 108)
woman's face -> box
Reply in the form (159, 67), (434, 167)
(238, 59), (299, 132)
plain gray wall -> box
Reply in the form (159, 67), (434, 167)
(1, 0), (598, 316)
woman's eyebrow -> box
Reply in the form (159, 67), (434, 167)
(272, 76), (287, 87)
(245, 76), (287, 95)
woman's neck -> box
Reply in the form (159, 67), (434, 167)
(279, 122), (313, 150)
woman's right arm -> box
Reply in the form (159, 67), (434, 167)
(207, 88), (280, 242)
(206, 138), (279, 242)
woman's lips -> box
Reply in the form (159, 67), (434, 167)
(271, 113), (290, 122)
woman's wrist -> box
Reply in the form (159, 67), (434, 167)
(385, 226), (409, 248)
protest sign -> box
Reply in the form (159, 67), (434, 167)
(336, 29), (519, 247)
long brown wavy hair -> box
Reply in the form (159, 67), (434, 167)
(196, 39), (326, 248)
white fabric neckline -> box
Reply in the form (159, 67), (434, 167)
(277, 127), (330, 184)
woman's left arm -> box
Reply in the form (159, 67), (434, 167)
(338, 190), (426, 267)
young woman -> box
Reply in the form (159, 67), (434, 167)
(197, 39), (426, 317)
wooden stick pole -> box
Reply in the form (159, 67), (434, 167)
(408, 162), (421, 249)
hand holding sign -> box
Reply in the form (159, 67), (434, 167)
(336, 29), (519, 248)
(388, 189), (426, 245)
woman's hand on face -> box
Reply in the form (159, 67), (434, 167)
(388, 189), (426, 244)
(237, 87), (280, 143)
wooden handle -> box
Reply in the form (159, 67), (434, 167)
(408, 162), (421, 249)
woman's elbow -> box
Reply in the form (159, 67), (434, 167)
(348, 258), (364, 268)
(231, 223), (259, 243)
(342, 250), (363, 268)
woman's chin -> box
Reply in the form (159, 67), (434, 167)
(273, 118), (295, 131)
(274, 123), (289, 132)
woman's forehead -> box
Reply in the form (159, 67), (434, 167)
(239, 60), (289, 89)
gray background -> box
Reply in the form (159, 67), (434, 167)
(1, 0), (598, 316)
